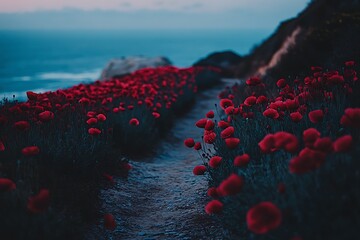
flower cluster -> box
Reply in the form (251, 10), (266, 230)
(0, 66), (215, 238)
(187, 62), (360, 239)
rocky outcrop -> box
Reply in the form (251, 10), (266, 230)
(236, 0), (360, 79)
(101, 56), (172, 79)
(193, 51), (243, 78)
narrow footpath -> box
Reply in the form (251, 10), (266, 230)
(88, 79), (240, 240)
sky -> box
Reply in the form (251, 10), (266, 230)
(0, 0), (311, 29)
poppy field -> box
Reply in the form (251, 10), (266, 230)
(0, 66), (219, 239)
(187, 61), (360, 239)
(1, 58), (359, 239)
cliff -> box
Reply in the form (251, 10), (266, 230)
(238, 0), (360, 79)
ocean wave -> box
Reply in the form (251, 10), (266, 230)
(13, 76), (32, 81)
(8, 69), (102, 83)
(38, 69), (101, 81)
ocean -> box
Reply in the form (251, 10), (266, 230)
(0, 29), (271, 100)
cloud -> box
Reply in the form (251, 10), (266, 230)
(182, 3), (204, 11)
(120, 2), (132, 8)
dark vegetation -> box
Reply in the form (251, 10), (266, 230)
(0, 66), (220, 239)
(188, 61), (360, 239)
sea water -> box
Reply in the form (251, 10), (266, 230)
(0, 29), (270, 100)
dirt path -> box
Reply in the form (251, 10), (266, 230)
(87, 79), (239, 240)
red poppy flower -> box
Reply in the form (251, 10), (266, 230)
(104, 213), (116, 231)
(204, 131), (217, 144)
(328, 74), (344, 84)
(234, 154), (250, 167)
(205, 120), (215, 131)
(301, 146), (325, 157)
(194, 142), (202, 150)
(88, 128), (101, 136)
(227, 115), (232, 123)
(152, 112), (161, 119)
(269, 101), (286, 111)
(220, 99), (234, 110)
(225, 106), (236, 115)
(285, 99), (300, 110)
(333, 135), (353, 152)
(220, 126), (234, 139)
(303, 128), (320, 146)
(345, 60), (355, 67)
(206, 110), (215, 118)
(274, 132), (299, 153)
(184, 138), (195, 148)
(87, 111), (96, 118)
(129, 118), (140, 126)
(276, 79), (287, 88)
(27, 189), (50, 213)
(263, 109), (279, 119)
(217, 174), (244, 196)
(209, 156), (222, 168)
(258, 134), (276, 153)
(256, 95), (268, 104)
(97, 113), (107, 122)
(78, 97), (90, 105)
(0, 140), (4, 151)
(22, 146), (40, 156)
(196, 118), (207, 128)
(86, 118), (98, 125)
(14, 121), (30, 131)
(340, 108), (360, 128)
(207, 187), (219, 198)
(244, 96), (257, 106)
(289, 148), (326, 174)
(38, 111), (54, 122)
(303, 128), (321, 146)
(290, 112), (303, 123)
(308, 110), (324, 123)
(0, 178), (16, 192)
(205, 200), (223, 214)
(246, 77), (262, 86)
(225, 137), (240, 149)
(103, 173), (114, 184)
(313, 137), (333, 153)
(121, 162), (132, 171)
(311, 66), (322, 71)
(247, 202), (282, 234)
(218, 120), (230, 129)
(193, 165), (207, 175)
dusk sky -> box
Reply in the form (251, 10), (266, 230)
(0, 0), (311, 29)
